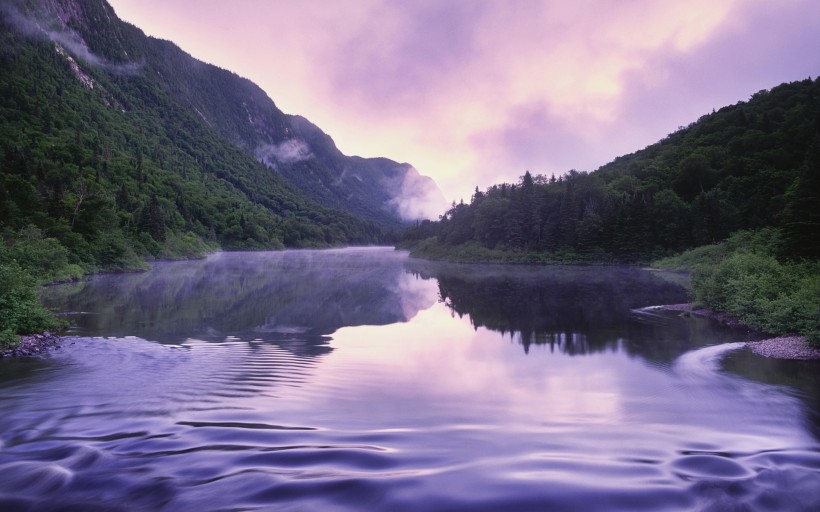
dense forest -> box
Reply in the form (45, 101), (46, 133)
(0, 0), (432, 343)
(0, 1), (400, 268)
(402, 77), (820, 263)
(400, 77), (820, 343)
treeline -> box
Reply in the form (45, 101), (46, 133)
(0, 7), (398, 344)
(0, 17), (395, 271)
(402, 78), (820, 263)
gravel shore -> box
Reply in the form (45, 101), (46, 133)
(0, 332), (62, 359)
(652, 303), (820, 360)
(747, 336), (820, 360)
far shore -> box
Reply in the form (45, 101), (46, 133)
(652, 303), (820, 360)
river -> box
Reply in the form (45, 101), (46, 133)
(1, 248), (819, 511)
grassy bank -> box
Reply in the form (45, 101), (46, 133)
(652, 229), (819, 347)
(400, 237), (620, 265)
(0, 225), (218, 349)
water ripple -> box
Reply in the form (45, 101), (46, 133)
(0, 325), (818, 510)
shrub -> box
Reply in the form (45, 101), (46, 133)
(160, 231), (213, 260)
(6, 225), (84, 283)
(693, 251), (819, 344)
(652, 243), (725, 271)
(0, 262), (59, 346)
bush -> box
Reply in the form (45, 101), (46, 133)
(5, 226), (84, 283)
(693, 250), (819, 344)
(159, 231), (214, 260)
(652, 243), (725, 270)
(0, 262), (59, 346)
(92, 231), (147, 271)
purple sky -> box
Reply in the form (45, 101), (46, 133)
(107, 0), (820, 206)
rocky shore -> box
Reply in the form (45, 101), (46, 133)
(0, 332), (62, 359)
(746, 336), (820, 360)
(653, 303), (819, 360)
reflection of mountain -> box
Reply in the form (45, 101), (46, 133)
(44, 249), (437, 344)
(407, 261), (747, 361)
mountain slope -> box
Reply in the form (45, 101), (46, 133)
(0, 0), (443, 273)
(402, 77), (820, 262)
(23, 0), (446, 227)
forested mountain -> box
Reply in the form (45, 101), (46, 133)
(403, 77), (820, 262)
(0, 0), (443, 272)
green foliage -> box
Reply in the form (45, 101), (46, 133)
(402, 78), (820, 264)
(1, 226), (85, 283)
(0, 261), (59, 346)
(159, 231), (216, 260)
(652, 243), (725, 271)
(0, 5), (395, 280)
(0, 2), (408, 341)
(690, 230), (820, 345)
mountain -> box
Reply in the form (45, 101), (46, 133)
(0, 0), (444, 271)
(274, 115), (445, 223)
(402, 77), (820, 262)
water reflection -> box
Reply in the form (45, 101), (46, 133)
(43, 248), (437, 345)
(407, 261), (753, 362)
(1, 249), (818, 511)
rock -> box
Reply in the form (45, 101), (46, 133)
(0, 332), (61, 359)
(746, 336), (820, 360)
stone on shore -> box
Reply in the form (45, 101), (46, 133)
(0, 332), (61, 359)
(746, 336), (820, 360)
(651, 304), (820, 360)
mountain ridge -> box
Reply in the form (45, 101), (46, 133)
(2, 0), (445, 230)
(0, 0), (448, 277)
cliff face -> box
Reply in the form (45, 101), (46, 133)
(10, 0), (445, 226)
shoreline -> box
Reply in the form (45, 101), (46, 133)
(0, 332), (62, 359)
(652, 303), (820, 360)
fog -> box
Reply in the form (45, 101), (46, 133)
(43, 248), (439, 344)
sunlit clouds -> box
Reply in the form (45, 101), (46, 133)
(108, 0), (820, 205)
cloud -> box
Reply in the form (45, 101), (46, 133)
(469, 102), (599, 180)
(303, 0), (752, 199)
(255, 140), (313, 168)
(104, 0), (820, 205)
(614, 0), (820, 142)
(386, 166), (449, 221)
(328, 0), (489, 111)
(1, 0), (142, 75)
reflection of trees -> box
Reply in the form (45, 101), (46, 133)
(407, 261), (746, 362)
(723, 351), (820, 440)
(44, 250), (434, 347)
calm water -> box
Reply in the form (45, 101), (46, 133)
(2, 248), (819, 511)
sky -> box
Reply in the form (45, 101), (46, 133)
(106, 0), (820, 204)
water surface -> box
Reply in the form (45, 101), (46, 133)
(2, 248), (819, 511)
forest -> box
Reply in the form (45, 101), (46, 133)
(401, 78), (820, 263)
(0, 1), (400, 344)
(400, 78), (820, 344)
(1, 0), (818, 346)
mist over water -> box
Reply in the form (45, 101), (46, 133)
(2, 248), (819, 511)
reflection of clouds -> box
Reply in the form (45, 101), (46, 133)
(395, 272), (439, 322)
(326, 303), (626, 426)
(44, 249), (431, 343)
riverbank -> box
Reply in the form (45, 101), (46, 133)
(746, 336), (820, 360)
(654, 303), (820, 360)
(0, 332), (61, 359)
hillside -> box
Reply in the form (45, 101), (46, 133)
(402, 77), (820, 263)
(0, 0), (444, 273)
